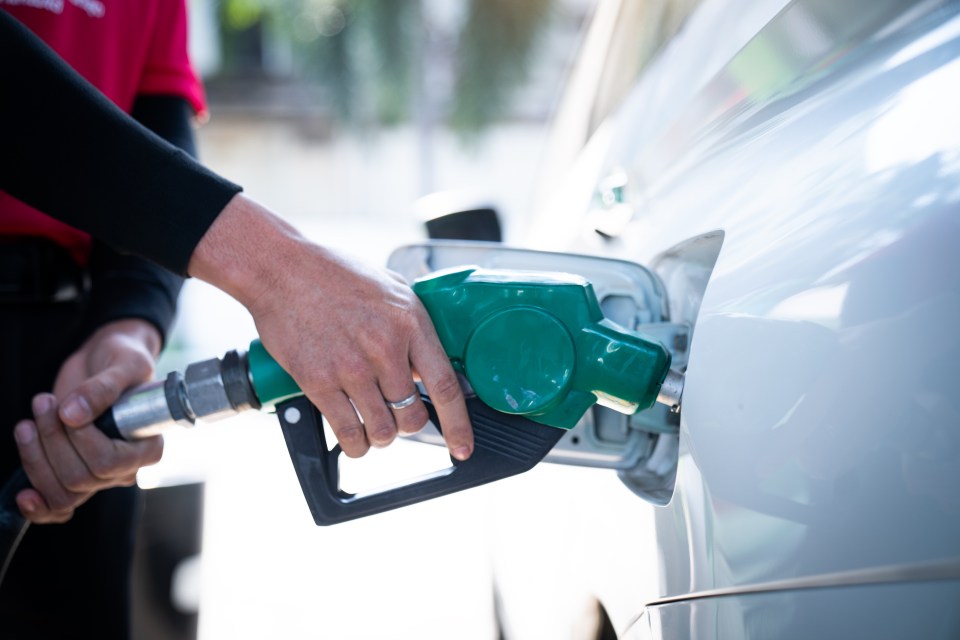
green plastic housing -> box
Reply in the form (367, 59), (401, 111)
(247, 338), (301, 408)
(413, 267), (671, 430)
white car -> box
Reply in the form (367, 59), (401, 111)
(392, 0), (960, 637)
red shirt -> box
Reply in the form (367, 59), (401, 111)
(0, 0), (205, 264)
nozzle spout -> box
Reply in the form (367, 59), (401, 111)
(656, 369), (684, 413)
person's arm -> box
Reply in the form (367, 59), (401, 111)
(0, 11), (237, 275)
(81, 96), (198, 344)
(0, 11), (473, 463)
(14, 96), (193, 523)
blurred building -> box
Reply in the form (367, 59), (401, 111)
(182, 0), (595, 229)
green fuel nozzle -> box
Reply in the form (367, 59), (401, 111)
(412, 266), (675, 428)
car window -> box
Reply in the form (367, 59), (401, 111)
(588, 0), (704, 136)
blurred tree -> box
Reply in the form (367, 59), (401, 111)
(216, 0), (555, 134)
(450, 0), (553, 134)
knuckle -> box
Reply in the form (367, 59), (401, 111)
(428, 372), (463, 405)
(78, 377), (115, 410)
(45, 491), (77, 513)
(334, 423), (369, 458)
(339, 358), (373, 388)
(334, 423), (365, 446)
(26, 511), (50, 525)
(366, 419), (396, 447)
(23, 511), (46, 525)
(86, 453), (117, 479)
(47, 510), (75, 525)
(396, 311), (422, 340)
(33, 421), (59, 441)
(32, 410), (61, 438)
(60, 468), (94, 493)
(118, 474), (138, 487)
(131, 355), (155, 381)
(15, 437), (41, 466)
(410, 303), (434, 329)
(141, 439), (164, 466)
(396, 405), (428, 434)
(361, 325), (396, 357)
(301, 370), (338, 399)
(341, 445), (369, 459)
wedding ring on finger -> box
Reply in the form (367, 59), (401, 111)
(385, 393), (419, 411)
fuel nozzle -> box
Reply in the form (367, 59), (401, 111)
(413, 266), (682, 430)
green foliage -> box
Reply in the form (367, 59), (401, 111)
(223, 0), (266, 30)
(450, 0), (553, 135)
(215, 0), (555, 133)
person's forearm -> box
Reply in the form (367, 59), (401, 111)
(187, 194), (304, 309)
(86, 241), (183, 345)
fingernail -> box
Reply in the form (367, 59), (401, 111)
(61, 396), (92, 424)
(14, 422), (35, 445)
(20, 499), (36, 515)
(32, 393), (55, 416)
(452, 446), (471, 461)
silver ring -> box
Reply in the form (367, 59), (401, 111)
(386, 393), (418, 410)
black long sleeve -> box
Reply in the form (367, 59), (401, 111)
(84, 96), (200, 344)
(0, 10), (242, 276)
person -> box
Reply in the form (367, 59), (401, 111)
(0, 3), (205, 636)
(0, 5), (472, 638)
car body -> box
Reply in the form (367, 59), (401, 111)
(395, 0), (960, 637)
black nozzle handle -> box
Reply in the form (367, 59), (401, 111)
(0, 411), (122, 584)
(276, 393), (565, 526)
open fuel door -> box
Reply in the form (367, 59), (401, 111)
(388, 242), (687, 505)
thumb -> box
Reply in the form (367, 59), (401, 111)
(59, 360), (152, 428)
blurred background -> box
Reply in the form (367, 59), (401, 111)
(133, 1), (596, 638)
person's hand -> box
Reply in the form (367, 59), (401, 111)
(14, 319), (165, 524)
(189, 194), (474, 460)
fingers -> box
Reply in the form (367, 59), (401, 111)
(59, 353), (153, 428)
(311, 362), (428, 455)
(410, 329), (473, 461)
(319, 383), (418, 456)
(235, 235), (470, 460)
(314, 305), (468, 460)
(16, 487), (76, 525)
(385, 393), (428, 437)
(15, 393), (163, 524)
(14, 416), (88, 524)
(67, 425), (163, 484)
(317, 391), (370, 458)
(326, 346), (432, 454)
(27, 394), (92, 491)
(379, 373), (428, 437)
(351, 386), (398, 449)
